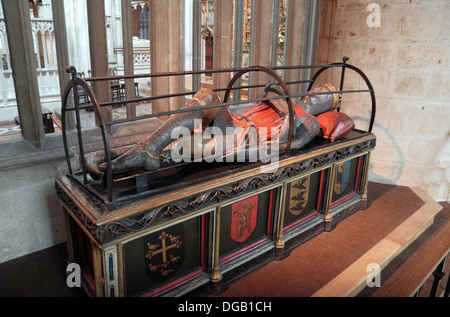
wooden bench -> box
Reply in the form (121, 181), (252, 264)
(14, 105), (55, 134)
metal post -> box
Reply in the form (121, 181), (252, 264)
(338, 56), (350, 112)
(430, 254), (448, 297)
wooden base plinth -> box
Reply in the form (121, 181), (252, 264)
(209, 279), (224, 296)
(56, 131), (377, 297)
(274, 246), (285, 261)
(324, 219), (335, 232)
(213, 185), (445, 297)
(313, 187), (442, 297)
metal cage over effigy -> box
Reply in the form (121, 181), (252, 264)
(56, 57), (377, 297)
(60, 57), (376, 206)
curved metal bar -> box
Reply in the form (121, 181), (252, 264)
(74, 77), (114, 202)
(223, 66), (295, 155)
(308, 62), (376, 133)
(63, 66), (91, 184)
(61, 80), (75, 175)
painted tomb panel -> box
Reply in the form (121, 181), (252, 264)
(283, 170), (324, 231)
(122, 215), (205, 296)
(331, 156), (361, 206)
(218, 190), (275, 263)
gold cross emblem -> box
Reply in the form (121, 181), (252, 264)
(145, 232), (182, 277)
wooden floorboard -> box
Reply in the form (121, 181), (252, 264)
(312, 187), (443, 297)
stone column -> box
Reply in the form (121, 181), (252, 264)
(192, 0), (202, 92)
(232, 0), (245, 101)
(284, 0), (306, 95)
(86, 0), (112, 124)
(150, 0), (184, 118)
(121, 0), (136, 118)
(249, 0), (276, 99)
(52, 0), (74, 130)
(299, 0), (320, 91)
(1, 0), (45, 149)
(213, 0), (233, 101)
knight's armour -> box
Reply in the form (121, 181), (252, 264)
(225, 83), (340, 147)
(84, 84), (341, 180)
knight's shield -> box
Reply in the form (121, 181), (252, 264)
(230, 195), (258, 243)
(334, 160), (351, 195)
(143, 229), (184, 281)
(289, 175), (310, 216)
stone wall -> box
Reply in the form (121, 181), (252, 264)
(316, 0), (449, 201)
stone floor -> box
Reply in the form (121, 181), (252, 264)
(0, 123), (23, 141)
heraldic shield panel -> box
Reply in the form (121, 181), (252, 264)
(122, 216), (203, 296)
(219, 190), (274, 261)
(331, 157), (360, 204)
(283, 170), (323, 230)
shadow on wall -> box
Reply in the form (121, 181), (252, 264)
(352, 115), (405, 185)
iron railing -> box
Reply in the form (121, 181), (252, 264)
(61, 57), (376, 204)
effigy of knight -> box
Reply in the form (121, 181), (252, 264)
(85, 83), (344, 181)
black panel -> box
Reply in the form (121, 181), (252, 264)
(331, 157), (359, 203)
(283, 171), (321, 228)
(123, 216), (202, 296)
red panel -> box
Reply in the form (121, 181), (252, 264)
(316, 169), (326, 211)
(354, 156), (363, 192)
(230, 195), (259, 243)
(266, 189), (275, 237)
